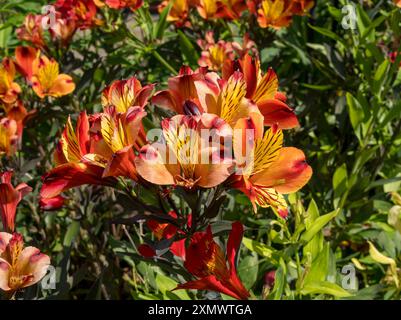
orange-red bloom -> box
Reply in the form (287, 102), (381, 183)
(197, 32), (234, 71)
(55, 0), (100, 30)
(16, 14), (47, 50)
(196, 0), (247, 20)
(0, 232), (50, 292)
(0, 58), (21, 105)
(104, 0), (143, 10)
(40, 112), (116, 199)
(252, 0), (314, 29)
(147, 211), (191, 259)
(14, 46), (39, 81)
(102, 77), (154, 113)
(31, 54), (75, 98)
(0, 171), (32, 233)
(0, 118), (19, 157)
(223, 53), (299, 129)
(39, 195), (66, 211)
(49, 15), (77, 47)
(231, 121), (312, 214)
(135, 114), (233, 189)
(159, 0), (191, 27)
(175, 221), (250, 300)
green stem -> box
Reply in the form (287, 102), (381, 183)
(152, 50), (177, 75)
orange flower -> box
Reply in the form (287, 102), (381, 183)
(102, 77), (154, 113)
(231, 122), (312, 214)
(31, 55), (75, 98)
(14, 46), (39, 81)
(0, 171), (32, 233)
(0, 232), (50, 293)
(135, 114), (233, 189)
(152, 66), (204, 115)
(49, 16), (77, 47)
(254, 0), (313, 28)
(154, 67), (261, 129)
(39, 195), (66, 211)
(55, 0), (100, 30)
(395, 0), (401, 7)
(147, 211), (191, 259)
(99, 106), (148, 180)
(223, 53), (299, 129)
(1, 100), (29, 149)
(197, 31), (234, 71)
(159, 0), (190, 27)
(175, 221), (250, 300)
(40, 112), (116, 199)
(196, 0), (247, 20)
(0, 58), (21, 105)
(104, 0), (143, 10)
(16, 14), (46, 50)
(0, 118), (19, 157)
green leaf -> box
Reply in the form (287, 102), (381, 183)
(178, 30), (199, 67)
(333, 164), (348, 202)
(153, 2), (171, 39)
(238, 253), (258, 290)
(0, 25), (11, 49)
(301, 210), (339, 243)
(242, 237), (274, 259)
(155, 273), (191, 300)
(308, 24), (346, 46)
(63, 221), (80, 247)
(271, 258), (287, 300)
(301, 281), (352, 298)
(303, 244), (329, 284)
(372, 60), (389, 95)
(346, 93), (365, 132)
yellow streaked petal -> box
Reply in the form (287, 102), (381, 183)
(244, 128), (283, 177)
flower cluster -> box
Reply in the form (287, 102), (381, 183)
(39, 35), (312, 297)
(0, 171), (50, 294)
(0, 46), (75, 158)
(161, 0), (314, 28)
(16, 0), (144, 51)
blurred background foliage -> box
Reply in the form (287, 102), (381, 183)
(1, 0), (401, 300)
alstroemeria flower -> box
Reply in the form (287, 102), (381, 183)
(14, 46), (39, 81)
(40, 112), (116, 199)
(231, 121), (312, 214)
(49, 15), (77, 47)
(0, 171), (32, 233)
(99, 106), (148, 180)
(175, 221), (250, 300)
(147, 211), (192, 259)
(197, 32), (234, 71)
(16, 14), (47, 50)
(101, 77), (154, 113)
(0, 58), (21, 105)
(0, 118), (19, 157)
(395, 0), (401, 7)
(253, 0), (313, 29)
(135, 114), (233, 189)
(152, 66), (204, 115)
(55, 0), (100, 30)
(1, 100), (28, 155)
(154, 67), (261, 129)
(223, 53), (299, 129)
(196, 0), (247, 20)
(39, 195), (66, 211)
(104, 0), (143, 10)
(159, 0), (190, 27)
(0, 233), (50, 293)
(31, 54), (75, 98)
